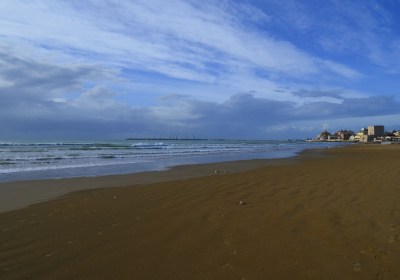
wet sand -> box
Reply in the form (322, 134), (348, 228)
(1, 144), (400, 279)
(0, 148), (326, 213)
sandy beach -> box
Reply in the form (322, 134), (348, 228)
(1, 144), (400, 279)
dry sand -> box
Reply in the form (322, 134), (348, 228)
(1, 144), (400, 279)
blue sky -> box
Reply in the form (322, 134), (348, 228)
(1, 0), (399, 139)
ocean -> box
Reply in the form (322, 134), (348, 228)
(0, 139), (346, 182)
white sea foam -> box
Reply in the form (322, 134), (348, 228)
(0, 139), (345, 177)
(130, 142), (167, 148)
(0, 142), (96, 146)
(0, 159), (154, 174)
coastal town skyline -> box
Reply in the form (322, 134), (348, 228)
(313, 125), (400, 142)
(1, 1), (400, 140)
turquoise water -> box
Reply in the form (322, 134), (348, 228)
(0, 139), (346, 182)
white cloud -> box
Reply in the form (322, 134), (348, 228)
(322, 124), (332, 130)
(81, 85), (122, 100)
(322, 60), (363, 79)
(297, 126), (315, 132)
(0, 0), (363, 95)
(155, 94), (191, 106)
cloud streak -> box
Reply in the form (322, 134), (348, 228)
(0, 0), (363, 86)
(291, 88), (343, 99)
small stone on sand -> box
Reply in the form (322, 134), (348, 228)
(239, 201), (245, 205)
(353, 263), (361, 271)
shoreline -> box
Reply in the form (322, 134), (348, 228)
(0, 140), (344, 183)
(0, 147), (330, 213)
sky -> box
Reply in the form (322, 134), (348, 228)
(1, 0), (400, 140)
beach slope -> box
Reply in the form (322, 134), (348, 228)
(1, 144), (400, 279)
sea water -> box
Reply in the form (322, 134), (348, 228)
(0, 139), (346, 182)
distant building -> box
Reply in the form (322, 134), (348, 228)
(360, 125), (385, 142)
(359, 135), (373, 143)
(368, 125), (385, 137)
(330, 129), (354, 140)
(316, 130), (331, 140)
(387, 130), (397, 136)
(328, 135), (339, 141)
(340, 133), (349, 140)
(353, 127), (368, 141)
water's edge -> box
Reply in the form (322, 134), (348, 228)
(0, 140), (348, 182)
